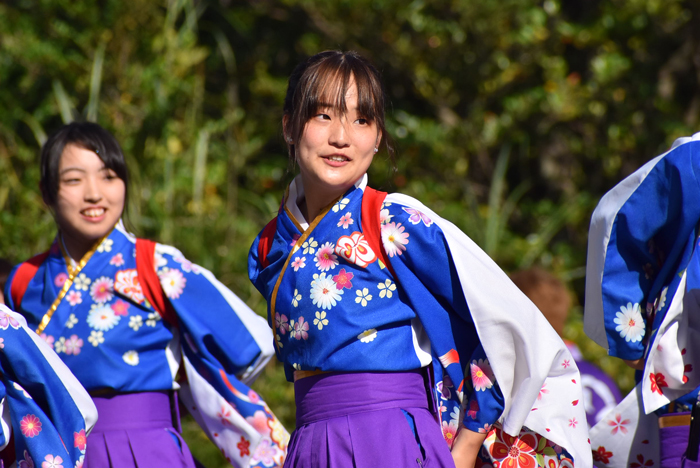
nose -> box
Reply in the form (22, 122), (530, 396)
(83, 176), (103, 203)
(328, 118), (350, 148)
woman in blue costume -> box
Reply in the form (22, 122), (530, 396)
(249, 50), (592, 468)
(585, 133), (700, 468)
(0, 303), (97, 468)
(4, 122), (289, 468)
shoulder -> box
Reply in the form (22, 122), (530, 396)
(382, 193), (439, 229)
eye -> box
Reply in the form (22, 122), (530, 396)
(355, 118), (369, 125)
(61, 177), (81, 185)
(315, 113), (331, 121)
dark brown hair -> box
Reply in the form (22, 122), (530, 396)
(283, 50), (394, 167)
(40, 122), (130, 210)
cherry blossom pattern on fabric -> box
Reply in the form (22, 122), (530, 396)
(471, 359), (495, 391)
(334, 232), (377, 267)
(613, 302), (645, 343)
(402, 207), (434, 227)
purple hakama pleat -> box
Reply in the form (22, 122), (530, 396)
(659, 417), (700, 468)
(84, 392), (196, 468)
(285, 369), (455, 468)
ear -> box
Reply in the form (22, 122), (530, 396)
(375, 129), (382, 150)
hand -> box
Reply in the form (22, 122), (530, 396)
(451, 427), (487, 468)
(623, 358), (645, 370)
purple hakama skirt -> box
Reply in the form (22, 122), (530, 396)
(285, 369), (455, 468)
(659, 414), (700, 468)
(84, 391), (196, 468)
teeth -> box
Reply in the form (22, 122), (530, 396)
(328, 156), (348, 162)
(83, 208), (105, 218)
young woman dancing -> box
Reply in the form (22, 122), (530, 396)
(5, 122), (288, 467)
(249, 50), (592, 468)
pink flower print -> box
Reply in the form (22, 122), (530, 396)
(18, 450), (34, 468)
(20, 414), (42, 437)
(562, 359), (571, 368)
(64, 335), (84, 355)
(245, 410), (272, 436)
(314, 242), (339, 271)
(568, 417), (578, 429)
(441, 420), (458, 449)
(111, 299), (130, 316)
(248, 389), (260, 403)
(291, 257), (306, 272)
(608, 413), (630, 435)
(337, 212), (354, 229)
(66, 290), (82, 306)
(294, 317), (309, 340)
(40, 334), (55, 349)
(467, 400), (479, 419)
(0, 310), (20, 330)
(41, 454), (63, 468)
(218, 405), (234, 426)
(403, 207), (433, 226)
(252, 438), (276, 466)
(109, 253), (125, 266)
(470, 359), (495, 391)
(275, 313), (290, 335)
(478, 423), (492, 434)
(54, 272), (68, 287)
(74, 429), (87, 451)
(381, 222), (409, 257)
(538, 382), (550, 401)
(290, 234), (301, 248)
(90, 276), (114, 304)
(332, 268), (354, 290)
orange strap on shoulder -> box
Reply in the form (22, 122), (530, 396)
(135, 238), (178, 328)
(10, 251), (50, 309)
(361, 187), (396, 277)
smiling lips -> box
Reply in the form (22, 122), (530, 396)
(81, 207), (106, 220)
(323, 154), (351, 165)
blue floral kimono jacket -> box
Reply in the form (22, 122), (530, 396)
(5, 222), (288, 468)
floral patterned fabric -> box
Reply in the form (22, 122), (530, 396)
(250, 175), (591, 467)
(5, 224), (289, 468)
(584, 133), (700, 467)
(0, 304), (96, 468)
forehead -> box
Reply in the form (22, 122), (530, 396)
(59, 144), (105, 171)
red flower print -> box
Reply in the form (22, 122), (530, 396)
(592, 446), (613, 464)
(74, 429), (87, 451)
(489, 428), (538, 468)
(630, 454), (654, 468)
(332, 268), (354, 290)
(467, 400), (479, 419)
(683, 364), (693, 384)
(20, 414), (42, 438)
(237, 436), (251, 457)
(650, 372), (668, 395)
(218, 405), (233, 426)
(607, 413), (630, 435)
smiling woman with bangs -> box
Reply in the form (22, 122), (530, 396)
(5, 122), (288, 468)
(249, 51), (593, 468)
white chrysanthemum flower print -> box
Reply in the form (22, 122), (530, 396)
(159, 268), (186, 299)
(314, 242), (339, 272)
(614, 302), (645, 342)
(314, 311), (329, 330)
(97, 238), (113, 253)
(355, 288), (372, 307)
(358, 329), (377, 343)
(302, 237), (318, 255)
(310, 273), (343, 310)
(332, 197), (350, 212)
(381, 222), (409, 257)
(123, 350), (139, 366)
(292, 289), (302, 308)
(129, 315), (143, 331)
(87, 304), (120, 331)
(73, 273), (91, 291)
(65, 313), (78, 329)
(88, 331), (104, 347)
(377, 279), (396, 299)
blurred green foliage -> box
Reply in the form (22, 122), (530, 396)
(2, 0), (699, 464)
